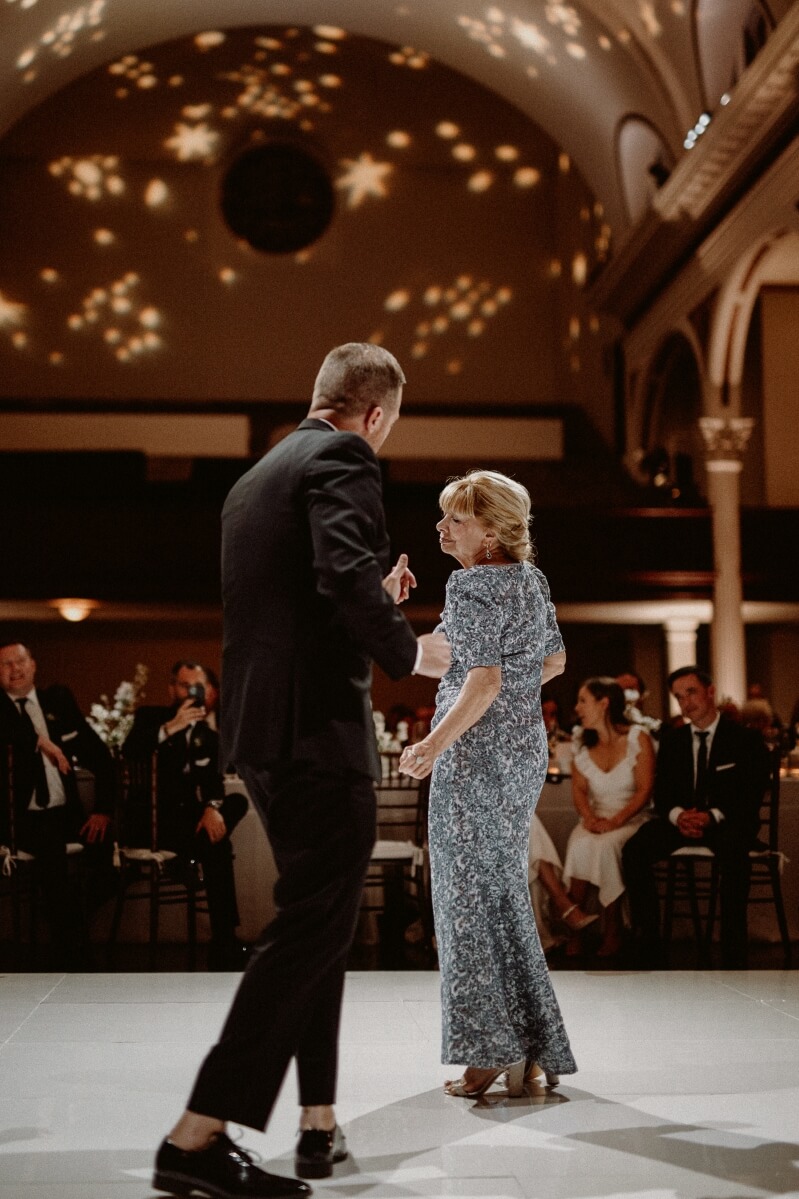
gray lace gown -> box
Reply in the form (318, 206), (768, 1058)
(428, 561), (576, 1074)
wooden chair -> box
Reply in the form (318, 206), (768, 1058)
(659, 845), (718, 966)
(660, 747), (790, 966)
(108, 753), (208, 969)
(361, 754), (434, 964)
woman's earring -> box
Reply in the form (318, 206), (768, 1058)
(485, 545), (492, 560)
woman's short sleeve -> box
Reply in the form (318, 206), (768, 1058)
(444, 570), (503, 670)
(534, 567), (565, 656)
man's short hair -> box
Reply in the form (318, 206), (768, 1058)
(668, 665), (713, 689)
(310, 343), (406, 419)
(170, 659), (206, 680)
(0, 639), (32, 657)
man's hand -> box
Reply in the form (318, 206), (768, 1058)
(415, 632), (451, 678)
(382, 553), (417, 605)
(37, 736), (71, 774)
(81, 813), (110, 843)
(197, 806), (226, 843)
(164, 698), (206, 736)
(677, 808), (711, 839)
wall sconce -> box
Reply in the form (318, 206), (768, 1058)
(49, 598), (99, 622)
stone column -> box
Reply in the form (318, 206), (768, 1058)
(663, 617), (700, 715)
(698, 416), (754, 705)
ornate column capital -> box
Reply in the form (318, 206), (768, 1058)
(699, 416), (754, 469)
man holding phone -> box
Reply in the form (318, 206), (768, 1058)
(123, 659), (248, 969)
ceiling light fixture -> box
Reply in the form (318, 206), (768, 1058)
(49, 598), (99, 623)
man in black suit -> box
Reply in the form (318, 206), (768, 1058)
(153, 344), (451, 1199)
(623, 666), (770, 968)
(122, 659), (248, 969)
(0, 639), (116, 966)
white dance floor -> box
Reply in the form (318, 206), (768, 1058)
(1, 969), (798, 1199)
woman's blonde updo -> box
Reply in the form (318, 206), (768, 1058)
(438, 469), (535, 563)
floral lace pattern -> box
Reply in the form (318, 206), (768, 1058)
(428, 562), (576, 1073)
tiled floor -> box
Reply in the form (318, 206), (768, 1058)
(1, 969), (798, 1198)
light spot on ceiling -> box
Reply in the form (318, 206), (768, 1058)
(164, 121), (219, 162)
(49, 155), (124, 201)
(335, 153), (393, 208)
(195, 32), (226, 51)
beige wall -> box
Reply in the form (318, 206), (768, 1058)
(760, 287), (799, 506)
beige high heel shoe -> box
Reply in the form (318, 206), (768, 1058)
(524, 1061), (560, 1087)
(561, 903), (599, 932)
(444, 1059), (526, 1098)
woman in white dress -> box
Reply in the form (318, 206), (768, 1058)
(562, 677), (655, 958)
(529, 815), (597, 949)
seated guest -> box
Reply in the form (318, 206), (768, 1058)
(562, 677), (655, 959)
(122, 660), (248, 970)
(0, 639), (115, 966)
(622, 666), (770, 969)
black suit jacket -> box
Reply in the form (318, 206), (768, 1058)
(0, 684), (115, 841)
(653, 716), (770, 842)
(220, 419), (418, 778)
(124, 704), (226, 803)
(122, 704), (232, 845)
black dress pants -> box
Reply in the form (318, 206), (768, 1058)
(187, 762), (376, 1130)
(19, 806), (85, 964)
(163, 792), (248, 947)
(622, 817), (753, 968)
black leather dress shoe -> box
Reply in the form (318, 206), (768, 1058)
(294, 1124), (348, 1180)
(153, 1132), (312, 1198)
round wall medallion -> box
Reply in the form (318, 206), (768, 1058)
(220, 142), (335, 254)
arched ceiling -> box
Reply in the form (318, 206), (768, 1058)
(1, 0), (785, 232)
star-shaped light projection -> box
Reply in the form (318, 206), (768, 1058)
(457, 4), (600, 67)
(66, 273), (163, 362)
(512, 21), (552, 58)
(376, 275), (512, 368)
(638, 2), (663, 37)
(164, 121), (220, 162)
(16, 1), (106, 81)
(335, 153), (393, 208)
(0, 290), (29, 343)
(544, 4), (581, 37)
(49, 155), (125, 200)
(434, 121), (542, 193)
(217, 32), (344, 128)
(388, 45), (430, 69)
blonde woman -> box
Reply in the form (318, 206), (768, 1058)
(400, 470), (576, 1098)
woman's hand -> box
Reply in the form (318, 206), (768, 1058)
(399, 740), (436, 779)
(581, 811), (605, 834)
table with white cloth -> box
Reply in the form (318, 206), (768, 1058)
(532, 774), (799, 943)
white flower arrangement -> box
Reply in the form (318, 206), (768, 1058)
(372, 710), (409, 754)
(87, 663), (148, 748)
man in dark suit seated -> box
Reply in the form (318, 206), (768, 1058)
(623, 665), (770, 969)
(0, 639), (115, 967)
(122, 659), (248, 970)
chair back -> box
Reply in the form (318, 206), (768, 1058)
(757, 747), (783, 853)
(118, 753), (159, 852)
(375, 754), (428, 845)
